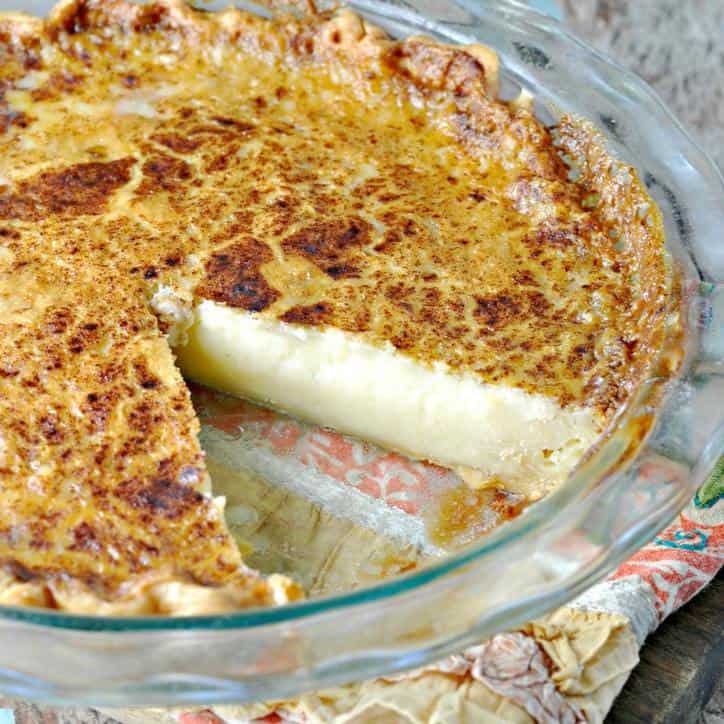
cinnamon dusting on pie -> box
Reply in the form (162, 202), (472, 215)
(0, 0), (668, 612)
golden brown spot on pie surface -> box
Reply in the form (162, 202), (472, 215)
(474, 294), (523, 330)
(0, 158), (135, 220)
(138, 154), (193, 195)
(0, 102), (30, 133)
(150, 131), (200, 154)
(281, 218), (371, 279)
(197, 240), (281, 312)
(30, 71), (83, 101)
(116, 476), (205, 520)
(280, 301), (334, 325)
(0, 0), (667, 609)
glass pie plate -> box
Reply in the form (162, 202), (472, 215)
(1, 0), (723, 708)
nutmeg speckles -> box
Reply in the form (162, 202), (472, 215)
(0, 0), (666, 612)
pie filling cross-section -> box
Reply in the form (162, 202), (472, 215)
(0, 0), (667, 612)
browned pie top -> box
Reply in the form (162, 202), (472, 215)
(0, 0), (667, 611)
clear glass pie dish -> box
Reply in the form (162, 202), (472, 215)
(0, 0), (722, 708)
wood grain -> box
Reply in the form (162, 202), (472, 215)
(606, 573), (724, 724)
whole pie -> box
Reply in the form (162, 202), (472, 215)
(0, 0), (667, 613)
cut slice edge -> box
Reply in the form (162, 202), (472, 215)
(175, 300), (602, 500)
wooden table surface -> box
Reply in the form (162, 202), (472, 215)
(0, 1), (722, 722)
(607, 573), (723, 723)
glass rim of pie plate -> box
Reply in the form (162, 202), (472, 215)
(0, 0), (721, 705)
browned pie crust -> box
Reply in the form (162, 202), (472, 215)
(0, 0), (667, 612)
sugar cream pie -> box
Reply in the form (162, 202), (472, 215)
(0, 0), (668, 612)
